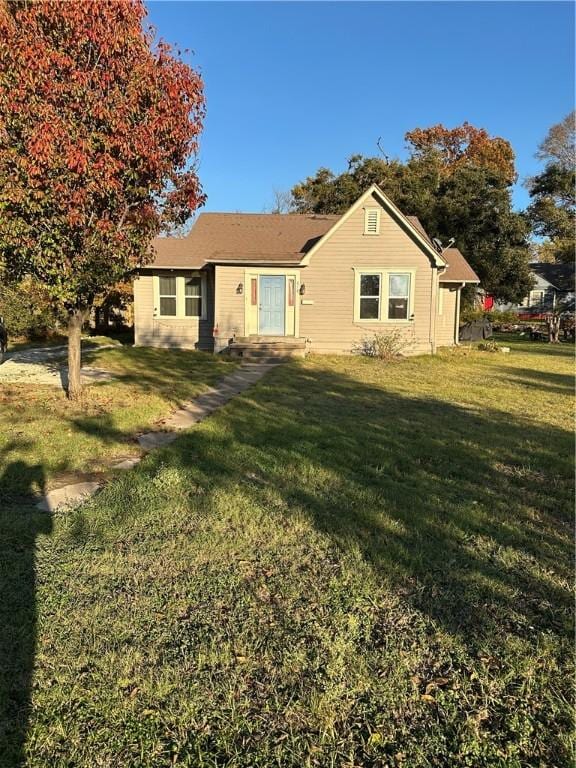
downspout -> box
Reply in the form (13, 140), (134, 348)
(429, 266), (438, 354)
(454, 281), (465, 345)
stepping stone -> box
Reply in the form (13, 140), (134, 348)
(137, 431), (178, 450)
(37, 481), (101, 512)
(112, 457), (142, 470)
(159, 362), (279, 431)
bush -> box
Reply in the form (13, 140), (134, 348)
(477, 339), (500, 352)
(460, 307), (519, 325)
(0, 277), (65, 341)
(353, 329), (414, 360)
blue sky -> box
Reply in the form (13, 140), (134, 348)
(147, 1), (574, 214)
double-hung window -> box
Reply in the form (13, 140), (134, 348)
(185, 277), (202, 317)
(159, 276), (177, 317)
(156, 274), (204, 318)
(388, 273), (410, 320)
(355, 269), (414, 322)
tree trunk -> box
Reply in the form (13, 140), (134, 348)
(67, 308), (87, 400)
(547, 315), (561, 344)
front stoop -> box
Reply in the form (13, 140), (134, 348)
(227, 336), (306, 362)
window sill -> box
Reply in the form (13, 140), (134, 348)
(355, 318), (414, 324)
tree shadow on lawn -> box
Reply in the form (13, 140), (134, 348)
(0, 450), (51, 768)
(88, 346), (236, 403)
(144, 362), (574, 649)
(499, 366), (575, 395)
(70, 412), (138, 447)
(498, 338), (575, 358)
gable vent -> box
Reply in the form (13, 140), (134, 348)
(364, 208), (380, 235)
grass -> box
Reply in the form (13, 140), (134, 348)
(0, 343), (237, 498)
(0, 337), (573, 767)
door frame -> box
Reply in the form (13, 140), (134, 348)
(244, 267), (301, 337)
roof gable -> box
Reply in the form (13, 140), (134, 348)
(530, 262), (575, 291)
(300, 184), (447, 268)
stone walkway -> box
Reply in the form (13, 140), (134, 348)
(36, 362), (277, 512)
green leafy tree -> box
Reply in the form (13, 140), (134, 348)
(0, 1), (205, 398)
(527, 112), (575, 264)
(290, 123), (530, 302)
(433, 165), (532, 303)
(0, 277), (65, 341)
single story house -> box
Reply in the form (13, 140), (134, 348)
(499, 262), (575, 318)
(133, 184), (479, 356)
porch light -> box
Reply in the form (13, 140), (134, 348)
(299, 283), (306, 296)
(236, 283), (243, 295)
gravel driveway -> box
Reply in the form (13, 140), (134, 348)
(0, 344), (115, 387)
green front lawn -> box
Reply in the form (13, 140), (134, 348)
(1, 339), (573, 766)
(0, 344), (237, 498)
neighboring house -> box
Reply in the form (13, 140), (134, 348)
(133, 184), (479, 356)
(498, 262), (575, 318)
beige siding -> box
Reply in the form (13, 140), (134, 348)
(133, 270), (214, 350)
(133, 274), (154, 347)
(135, 194), (457, 356)
(436, 284), (459, 347)
(214, 265), (246, 352)
(300, 192), (436, 354)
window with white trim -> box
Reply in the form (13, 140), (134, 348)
(388, 273), (410, 320)
(355, 269), (414, 322)
(156, 273), (205, 318)
(364, 208), (380, 235)
(359, 274), (381, 319)
(521, 289), (545, 308)
(530, 290), (545, 306)
(159, 276), (177, 317)
(185, 276), (202, 317)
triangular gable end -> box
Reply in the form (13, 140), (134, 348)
(300, 184), (447, 268)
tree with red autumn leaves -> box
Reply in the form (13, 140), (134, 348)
(405, 122), (517, 185)
(0, 0), (205, 398)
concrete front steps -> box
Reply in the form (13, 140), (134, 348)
(227, 336), (306, 362)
